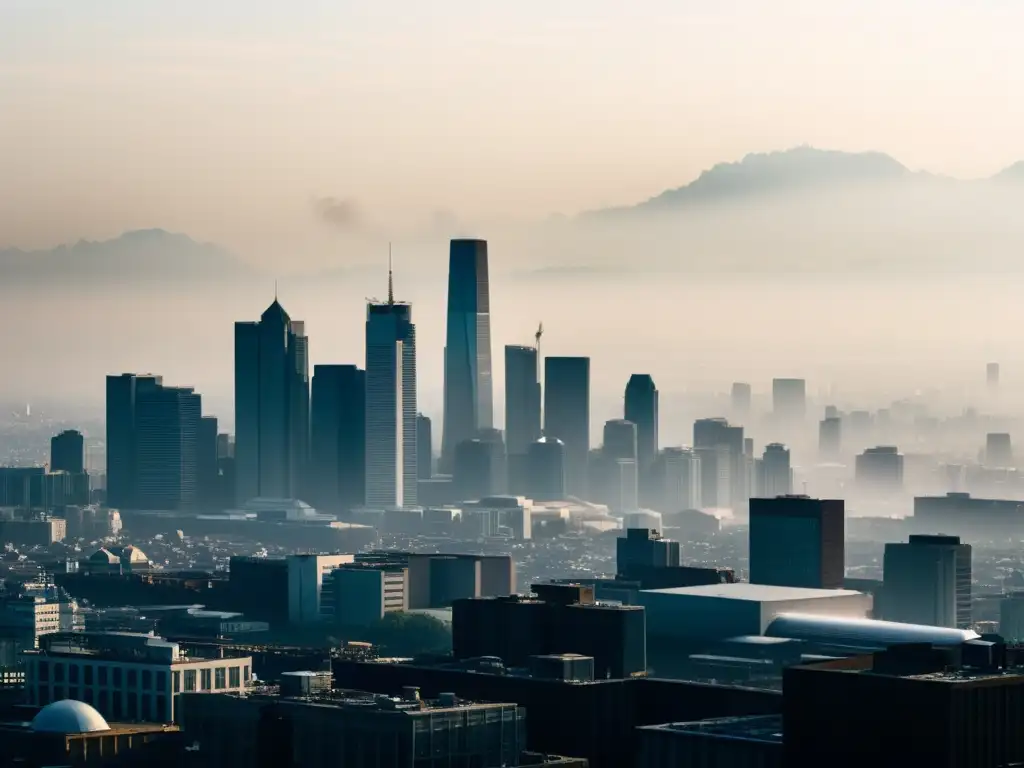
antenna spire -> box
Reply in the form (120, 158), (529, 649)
(387, 242), (394, 305)
(274, 279), (278, 301)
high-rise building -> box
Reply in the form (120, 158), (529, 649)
(881, 534), (972, 629)
(528, 437), (566, 501)
(772, 378), (806, 420)
(731, 382), (752, 416)
(50, 430), (84, 475)
(986, 432), (1013, 467)
(855, 446), (904, 492)
(652, 447), (702, 512)
(365, 272), (417, 508)
(693, 418), (746, 510)
(105, 373), (163, 508)
(454, 430), (507, 500)
(749, 496), (845, 589)
(416, 413), (433, 480)
(758, 443), (793, 497)
(544, 357), (590, 497)
(624, 375), (658, 500)
(310, 364), (366, 512)
(134, 382), (202, 510)
(198, 416), (219, 510)
(601, 420), (639, 513)
(234, 299), (310, 503)
(441, 239), (492, 471)
(819, 416), (842, 460)
(504, 345), (541, 453)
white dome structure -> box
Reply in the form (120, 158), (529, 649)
(31, 700), (111, 734)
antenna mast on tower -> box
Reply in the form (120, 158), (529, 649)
(387, 242), (394, 305)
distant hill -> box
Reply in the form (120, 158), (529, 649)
(0, 229), (254, 286)
(588, 147), (964, 217)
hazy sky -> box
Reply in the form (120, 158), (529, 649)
(3, 0), (1024, 263)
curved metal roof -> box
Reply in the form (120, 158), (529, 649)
(766, 613), (979, 648)
(31, 700), (110, 734)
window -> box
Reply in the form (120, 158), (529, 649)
(214, 667), (226, 690)
(200, 669), (212, 691)
(156, 696), (168, 723)
(229, 666), (240, 688)
(84, 666), (93, 685)
(38, 661), (49, 682)
(113, 668), (122, 687)
(183, 670), (196, 692)
(69, 665), (79, 684)
(243, 665), (251, 683)
(54, 664), (65, 683)
(128, 692), (138, 719)
(128, 669), (137, 687)
(156, 671), (167, 691)
(98, 667), (108, 686)
(142, 670), (152, 690)
(172, 671), (180, 693)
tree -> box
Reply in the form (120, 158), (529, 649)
(361, 612), (452, 656)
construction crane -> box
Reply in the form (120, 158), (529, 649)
(534, 322), (543, 354)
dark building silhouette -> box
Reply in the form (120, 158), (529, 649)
(365, 276), (418, 508)
(772, 378), (806, 421)
(881, 534), (972, 629)
(50, 430), (84, 475)
(749, 496), (845, 589)
(986, 432), (1013, 467)
(105, 373), (163, 508)
(198, 416), (219, 510)
(855, 446), (904, 492)
(234, 299), (310, 503)
(544, 357), (590, 498)
(529, 437), (566, 501)
(819, 415), (841, 460)
(731, 382), (752, 416)
(452, 583), (646, 679)
(416, 413), (433, 480)
(134, 382), (202, 511)
(454, 430), (507, 500)
(506, 344), (542, 492)
(624, 374), (658, 501)
(310, 364), (366, 513)
(617, 528), (680, 577)
(441, 239), (493, 472)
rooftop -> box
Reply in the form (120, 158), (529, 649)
(641, 714), (783, 744)
(640, 583), (864, 602)
(223, 688), (515, 715)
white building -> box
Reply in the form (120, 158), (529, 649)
(286, 554), (355, 624)
(331, 565), (408, 626)
(639, 583), (872, 640)
(23, 632), (251, 723)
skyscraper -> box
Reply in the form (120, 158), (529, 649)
(106, 373), (163, 508)
(758, 443), (793, 497)
(198, 416), (219, 510)
(749, 496), (845, 589)
(772, 378), (807, 420)
(416, 414), (433, 480)
(441, 239), (492, 471)
(731, 382), (752, 416)
(693, 418), (746, 509)
(234, 299), (310, 503)
(310, 364), (366, 512)
(602, 419), (639, 514)
(504, 345), (541, 456)
(544, 356), (590, 497)
(134, 382), (202, 511)
(624, 374), (658, 500)
(528, 437), (566, 501)
(882, 534), (972, 629)
(365, 270), (417, 508)
(50, 430), (84, 475)
(819, 415), (842, 460)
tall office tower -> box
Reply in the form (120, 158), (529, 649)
(197, 416), (219, 510)
(985, 432), (1013, 467)
(987, 362), (1000, 389)
(882, 534), (972, 629)
(749, 496), (845, 589)
(310, 365), (366, 512)
(441, 239), (492, 472)
(50, 430), (84, 475)
(819, 416), (842, 460)
(234, 299), (310, 503)
(772, 378), (807, 420)
(505, 345), (541, 490)
(603, 419), (638, 461)
(731, 382), (752, 416)
(134, 383), (202, 511)
(528, 437), (566, 500)
(106, 373), (163, 508)
(365, 271), (417, 508)
(454, 430), (507, 500)
(544, 356), (590, 497)
(652, 447), (702, 512)
(624, 375), (659, 498)
(758, 443), (793, 497)
(693, 418), (746, 510)
(416, 414), (433, 480)
(601, 419), (639, 514)
(216, 433), (235, 459)
(855, 446), (904, 493)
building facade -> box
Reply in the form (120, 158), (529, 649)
(310, 364), (366, 513)
(544, 357), (590, 498)
(749, 496), (845, 589)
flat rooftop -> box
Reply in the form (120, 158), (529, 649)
(640, 583), (863, 602)
(641, 714), (783, 744)
(221, 688), (515, 715)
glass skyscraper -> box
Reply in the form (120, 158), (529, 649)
(365, 277), (418, 508)
(544, 356), (590, 497)
(234, 299), (310, 504)
(441, 238), (493, 470)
